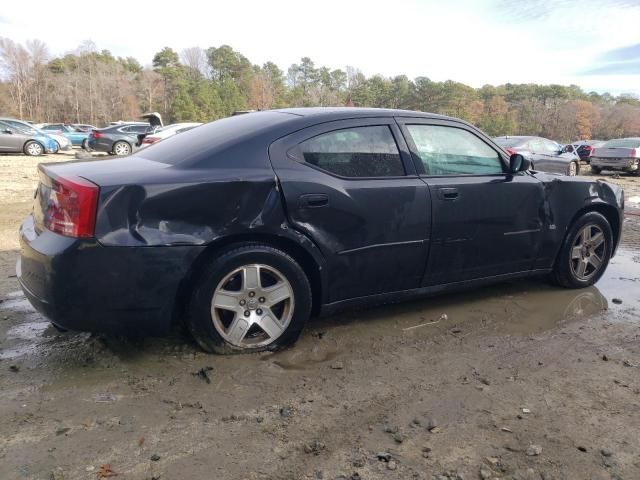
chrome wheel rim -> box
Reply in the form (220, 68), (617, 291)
(27, 143), (42, 155)
(570, 224), (606, 281)
(569, 162), (577, 176)
(211, 264), (294, 348)
(114, 142), (130, 155)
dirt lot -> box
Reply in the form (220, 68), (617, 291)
(1, 153), (639, 480)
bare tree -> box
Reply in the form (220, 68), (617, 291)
(180, 47), (208, 79)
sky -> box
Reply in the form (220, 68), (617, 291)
(1, 0), (640, 95)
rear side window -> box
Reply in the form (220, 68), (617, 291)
(298, 126), (404, 178)
(406, 125), (503, 176)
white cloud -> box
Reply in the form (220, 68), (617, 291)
(2, 0), (639, 93)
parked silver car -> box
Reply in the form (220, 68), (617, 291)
(590, 138), (640, 175)
(493, 135), (580, 176)
(0, 118), (72, 152)
(0, 120), (58, 156)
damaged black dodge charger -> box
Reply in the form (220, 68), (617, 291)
(18, 108), (624, 354)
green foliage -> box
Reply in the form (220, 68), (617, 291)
(3, 38), (639, 140)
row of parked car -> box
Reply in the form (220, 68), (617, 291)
(0, 112), (202, 157)
(2, 112), (638, 176)
(494, 135), (640, 176)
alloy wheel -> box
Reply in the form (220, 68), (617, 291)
(570, 224), (606, 281)
(27, 142), (43, 156)
(114, 142), (131, 156)
(568, 162), (577, 176)
(210, 264), (294, 348)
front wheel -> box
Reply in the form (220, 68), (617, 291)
(567, 161), (579, 176)
(187, 244), (312, 354)
(112, 141), (131, 156)
(552, 212), (612, 288)
(24, 141), (43, 156)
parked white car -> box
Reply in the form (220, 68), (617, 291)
(137, 122), (202, 148)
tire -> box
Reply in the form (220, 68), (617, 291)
(551, 212), (613, 289)
(112, 141), (131, 156)
(82, 138), (89, 150)
(23, 140), (43, 156)
(187, 243), (312, 354)
(52, 141), (60, 154)
(567, 161), (578, 176)
(590, 166), (602, 175)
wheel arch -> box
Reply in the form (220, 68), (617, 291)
(172, 232), (325, 327)
(567, 203), (621, 252)
(23, 139), (45, 155)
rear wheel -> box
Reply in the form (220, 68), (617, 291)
(187, 243), (312, 354)
(113, 141), (131, 156)
(552, 212), (612, 288)
(81, 138), (89, 150)
(52, 141), (60, 154)
(24, 141), (43, 156)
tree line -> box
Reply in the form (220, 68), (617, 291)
(1, 38), (639, 141)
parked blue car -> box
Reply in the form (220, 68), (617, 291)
(39, 123), (89, 148)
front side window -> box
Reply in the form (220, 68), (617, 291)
(298, 125), (405, 178)
(406, 125), (503, 176)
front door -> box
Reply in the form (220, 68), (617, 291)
(269, 118), (431, 302)
(397, 119), (545, 286)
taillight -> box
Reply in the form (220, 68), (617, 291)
(92, 131), (103, 139)
(142, 136), (160, 144)
(44, 176), (99, 238)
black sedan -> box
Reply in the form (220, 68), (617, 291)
(18, 108), (624, 354)
(87, 123), (153, 156)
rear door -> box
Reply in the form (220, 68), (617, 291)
(397, 118), (545, 285)
(269, 118), (431, 302)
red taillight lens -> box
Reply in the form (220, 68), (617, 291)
(92, 131), (103, 139)
(142, 136), (160, 144)
(44, 176), (99, 238)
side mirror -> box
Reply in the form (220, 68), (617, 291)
(509, 153), (531, 173)
(3, 128), (12, 134)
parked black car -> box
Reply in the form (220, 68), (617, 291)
(87, 123), (153, 156)
(564, 140), (605, 163)
(494, 135), (580, 176)
(18, 108), (624, 354)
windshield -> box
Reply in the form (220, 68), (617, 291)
(602, 139), (640, 148)
(138, 112), (295, 166)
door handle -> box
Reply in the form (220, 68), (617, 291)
(299, 193), (329, 208)
(437, 187), (459, 200)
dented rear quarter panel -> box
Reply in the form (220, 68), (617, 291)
(534, 172), (624, 269)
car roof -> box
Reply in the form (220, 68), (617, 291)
(272, 107), (454, 122)
(494, 135), (535, 140)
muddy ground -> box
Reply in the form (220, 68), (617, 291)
(0, 153), (639, 480)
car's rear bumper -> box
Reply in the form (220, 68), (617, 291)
(591, 157), (639, 172)
(17, 215), (204, 335)
(87, 139), (113, 153)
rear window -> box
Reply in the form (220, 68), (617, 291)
(297, 126), (404, 177)
(602, 139), (640, 148)
(138, 112), (296, 166)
